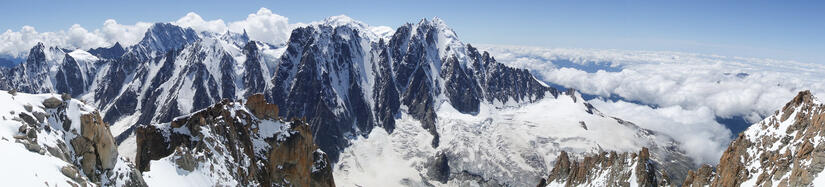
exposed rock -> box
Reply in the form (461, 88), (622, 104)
(173, 147), (198, 172)
(60, 165), (82, 182)
(136, 94), (334, 186)
(426, 152), (451, 183)
(42, 97), (63, 108)
(61, 93), (71, 101)
(16, 139), (42, 153)
(682, 90), (825, 186)
(245, 94), (279, 120)
(3, 91), (145, 186)
(23, 104), (32, 112)
(269, 120), (335, 187)
(541, 148), (674, 187)
(682, 164), (714, 186)
(72, 111), (118, 175)
(18, 113), (37, 126)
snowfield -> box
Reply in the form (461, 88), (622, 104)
(335, 92), (678, 186)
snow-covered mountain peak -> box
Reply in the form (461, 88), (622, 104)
(135, 22), (200, 54)
(309, 14), (395, 42)
(405, 17), (466, 62)
(67, 49), (99, 62)
(323, 14), (365, 28)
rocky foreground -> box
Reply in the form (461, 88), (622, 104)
(0, 90), (332, 186)
(135, 94), (334, 186)
(0, 90), (145, 186)
(538, 90), (825, 187)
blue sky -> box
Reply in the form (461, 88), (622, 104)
(2, 0), (823, 63)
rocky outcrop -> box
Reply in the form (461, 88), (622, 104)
(682, 164), (714, 186)
(268, 121), (335, 186)
(682, 90), (825, 187)
(135, 94), (334, 186)
(2, 92), (145, 186)
(71, 111), (118, 178)
(539, 148), (674, 187)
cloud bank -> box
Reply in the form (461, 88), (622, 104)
(480, 45), (825, 164)
(0, 20), (152, 58)
(0, 8), (294, 58)
(173, 8), (293, 45)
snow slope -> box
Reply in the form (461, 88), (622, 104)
(335, 91), (689, 186)
(0, 90), (144, 186)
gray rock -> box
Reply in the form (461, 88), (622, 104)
(25, 127), (37, 140)
(427, 152), (451, 183)
(61, 93), (72, 101)
(17, 139), (42, 153)
(17, 113), (37, 126)
(60, 165), (81, 181)
(173, 147), (198, 172)
(23, 104), (32, 112)
(33, 112), (46, 124)
(42, 97), (63, 108)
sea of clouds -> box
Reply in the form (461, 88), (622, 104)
(480, 44), (825, 164)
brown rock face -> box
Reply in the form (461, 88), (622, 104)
(73, 111), (118, 171)
(135, 94), (335, 186)
(541, 148), (673, 187)
(682, 90), (825, 187)
(682, 165), (714, 187)
(246, 94), (279, 120)
(269, 120), (335, 187)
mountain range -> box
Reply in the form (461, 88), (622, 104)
(0, 15), (823, 187)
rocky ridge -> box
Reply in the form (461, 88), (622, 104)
(135, 94), (334, 186)
(683, 90), (825, 186)
(538, 148), (673, 187)
(0, 90), (145, 186)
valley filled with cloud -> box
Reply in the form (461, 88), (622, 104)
(481, 45), (825, 164)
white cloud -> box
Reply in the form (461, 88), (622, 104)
(480, 44), (825, 164)
(0, 8), (295, 58)
(176, 8), (295, 44)
(66, 24), (108, 49)
(99, 19), (153, 47)
(171, 8), (294, 44)
(481, 45), (825, 121)
(0, 8), (401, 58)
(172, 12), (228, 34)
(589, 99), (731, 164)
(0, 20), (151, 58)
(227, 8), (292, 44)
